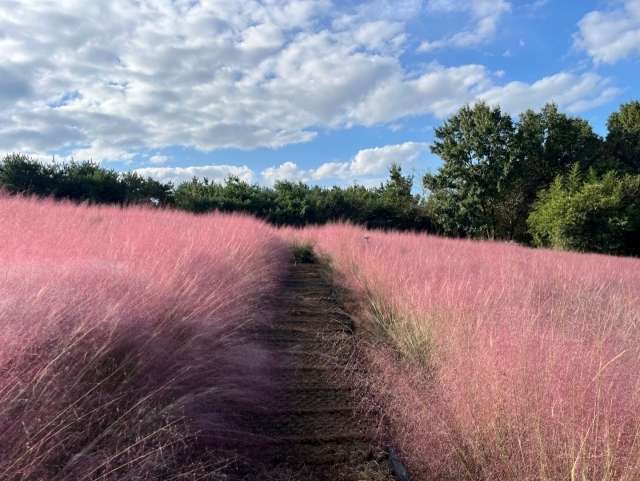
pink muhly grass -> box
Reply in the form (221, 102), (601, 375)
(298, 223), (640, 480)
(0, 195), (288, 479)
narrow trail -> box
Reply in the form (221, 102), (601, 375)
(229, 263), (396, 480)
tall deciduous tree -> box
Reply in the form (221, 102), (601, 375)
(423, 101), (514, 239)
(605, 100), (640, 174)
(506, 103), (603, 240)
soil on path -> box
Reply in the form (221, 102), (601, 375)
(227, 263), (396, 480)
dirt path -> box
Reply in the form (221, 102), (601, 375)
(228, 263), (395, 480)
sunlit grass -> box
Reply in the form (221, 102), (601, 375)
(298, 223), (640, 480)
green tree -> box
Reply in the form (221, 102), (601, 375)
(381, 163), (413, 203)
(372, 163), (432, 231)
(119, 171), (174, 206)
(506, 103), (603, 240)
(0, 154), (135, 205)
(56, 160), (126, 203)
(423, 101), (515, 238)
(270, 180), (317, 226)
(0, 153), (58, 196)
(312, 183), (377, 225)
(173, 176), (274, 216)
(527, 164), (640, 255)
(605, 100), (640, 174)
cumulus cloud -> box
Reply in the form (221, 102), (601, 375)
(261, 141), (428, 185)
(134, 165), (255, 185)
(341, 63), (491, 123)
(418, 0), (511, 51)
(343, 66), (621, 121)
(574, 0), (640, 64)
(0, 0), (336, 160)
(261, 161), (308, 185)
(479, 72), (622, 114)
(353, 21), (405, 51)
(0, 0), (622, 163)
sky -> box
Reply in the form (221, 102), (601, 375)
(1, 0), (640, 188)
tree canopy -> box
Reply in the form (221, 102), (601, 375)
(424, 101), (514, 239)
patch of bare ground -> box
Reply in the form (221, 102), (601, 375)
(224, 263), (397, 480)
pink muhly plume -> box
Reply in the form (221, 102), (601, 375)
(0, 195), (288, 479)
(300, 222), (640, 480)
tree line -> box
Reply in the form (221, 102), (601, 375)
(0, 154), (174, 206)
(172, 165), (433, 231)
(1, 100), (639, 256)
(0, 153), (431, 232)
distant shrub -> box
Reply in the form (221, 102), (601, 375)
(291, 241), (315, 263)
(528, 164), (640, 255)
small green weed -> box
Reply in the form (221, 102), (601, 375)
(368, 292), (433, 369)
(291, 241), (316, 263)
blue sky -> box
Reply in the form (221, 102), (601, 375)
(1, 0), (639, 187)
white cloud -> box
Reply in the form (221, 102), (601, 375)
(353, 21), (405, 51)
(341, 63), (493, 122)
(134, 165), (255, 185)
(261, 161), (309, 185)
(342, 65), (621, 122)
(418, 0), (511, 51)
(479, 72), (622, 114)
(350, 142), (427, 175)
(238, 23), (286, 52)
(574, 0), (640, 64)
(261, 141), (428, 185)
(69, 142), (137, 164)
(0, 0), (340, 159)
(0, 0), (623, 163)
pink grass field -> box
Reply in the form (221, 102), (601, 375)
(0, 195), (288, 480)
(297, 224), (640, 480)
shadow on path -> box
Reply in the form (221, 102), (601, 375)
(227, 263), (395, 480)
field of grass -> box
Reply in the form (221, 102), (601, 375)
(299, 223), (640, 480)
(0, 195), (288, 479)
(3, 193), (640, 480)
